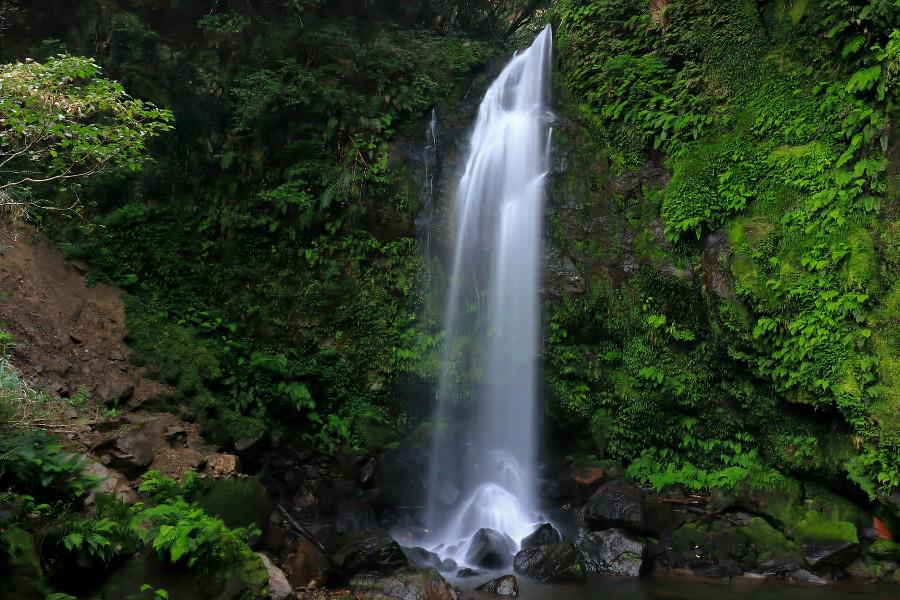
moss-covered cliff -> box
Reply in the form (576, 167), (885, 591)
(547, 0), (898, 511)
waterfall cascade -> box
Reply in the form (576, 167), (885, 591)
(423, 25), (554, 564)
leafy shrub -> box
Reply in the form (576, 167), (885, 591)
(0, 430), (96, 499)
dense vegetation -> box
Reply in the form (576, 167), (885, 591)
(548, 0), (898, 500)
(0, 0), (898, 595)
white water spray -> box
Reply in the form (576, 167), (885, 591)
(424, 25), (553, 564)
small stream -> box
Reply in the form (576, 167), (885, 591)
(460, 574), (899, 600)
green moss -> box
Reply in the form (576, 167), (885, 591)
(197, 477), (272, 532)
(0, 525), (46, 600)
(869, 539), (900, 561)
(738, 516), (801, 561)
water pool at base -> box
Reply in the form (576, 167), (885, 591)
(460, 575), (900, 600)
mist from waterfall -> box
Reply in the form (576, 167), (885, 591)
(424, 25), (553, 563)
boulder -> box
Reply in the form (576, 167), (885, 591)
(350, 567), (457, 600)
(439, 558), (457, 573)
(259, 553), (293, 600)
(456, 567), (479, 578)
(581, 480), (645, 532)
(787, 569), (827, 585)
(402, 546), (442, 570)
(97, 381), (134, 407)
(577, 529), (645, 577)
(465, 528), (516, 569)
(94, 430), (154, 478)
(206, 453), (241, 477)
(846, 557), (898, 581)
(334, 498), (378, 534)
(328, 529), (407, 581)
(520, 523), (561, 549)
(869, 539), (900, 561)
(0, 525), (45, 600)
(512, 541), (585, 582)
(285, 536), (330, 589)
(802, 539), (859, 569)
(474, 574), (518, 596)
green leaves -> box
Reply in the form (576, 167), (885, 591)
(846, 64), (883, 93)
(135, 496), (258, 571)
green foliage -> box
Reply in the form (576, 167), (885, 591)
(626, 421), (770, 492)
(62, 514), (139, 563)
(134, 497), (258, 571)
(0, 54), (173, 217)
(556, 0), (899, 496)
(0, 429), (96, 499)
(41, 5), (483, 450)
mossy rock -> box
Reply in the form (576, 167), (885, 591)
(869, 539), (900, 561)
(197, 477), (273, 531)
(0, 525), (46, 600)
(845, 556), (897, 581)
(738, 477), (859, 545)
(669, 515), (803, 574)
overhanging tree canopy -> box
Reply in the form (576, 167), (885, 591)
(0, 54), (173, 218)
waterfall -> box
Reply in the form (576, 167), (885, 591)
(424, 25), (553, 563)
(416, 108), (439, 268)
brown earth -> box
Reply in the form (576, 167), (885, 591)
(0, 228), (238, 483)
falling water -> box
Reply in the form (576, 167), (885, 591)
(416, 108), (439, 266)
(424, 25), (553, 563)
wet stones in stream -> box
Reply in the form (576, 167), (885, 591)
(328, 528), (407, 581)
(474, 574), (519, 596)
(581, 479), (646, 531)
(577, 529), (646, 577)
(512, 541), (586, 582)
(520, 523), (561, 549)
(465, 528), (517, 569)
(350, 567), (458, 600)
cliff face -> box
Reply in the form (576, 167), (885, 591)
(543, 0), (899, 522)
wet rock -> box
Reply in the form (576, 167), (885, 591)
(0, 525), (45, 600)
(285, 536), (330, 589)
(694, 560), (742, 579)
(802, 539), (859, 569)
(520, 523), (561, 549)
(846, 556), (898, 581)
(582, 480), (646, 531)
(94, 430), (153, 478)
(456, 567), (479, 578)
(577, 529), (645, 577)
(329, 529), (407, 581)
(512, 541), (585, 582)
(334, 498), (378, 534)
(787, 569), (828, 585)
(359, 457), (377, 486)
(350, 567), (457, 600)
(474, 574), (518, 596)
(259, 553), (293, 600)
(439, 558), (457, 573)
(465, 528), (517, 569)
(869, 539), (900, 561)
(402, 546), (442, 570)
(562, 462), (620, 504)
